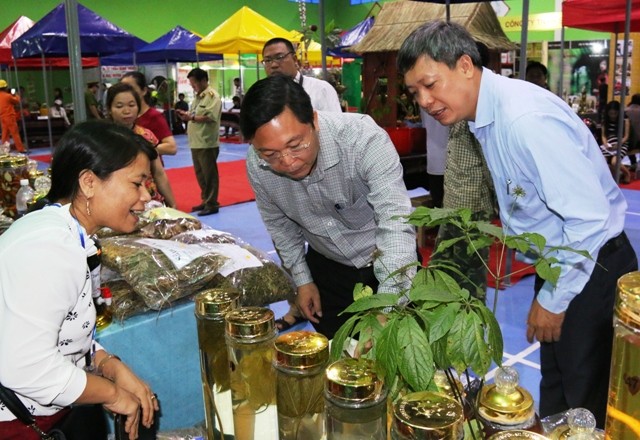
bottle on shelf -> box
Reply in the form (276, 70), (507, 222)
(15, 179), (34, 218)
(95, 286), (113, 330)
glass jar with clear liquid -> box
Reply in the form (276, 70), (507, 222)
(605, 271), (640, 440)
(324, 358), (387, 440)
(274, 330), (329, 440)
(225, 306), (278, 440)
(195, 288), (239, 439)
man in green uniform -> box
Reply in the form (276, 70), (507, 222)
(176, 68), (222, 216)
(85, 82), (102, 119)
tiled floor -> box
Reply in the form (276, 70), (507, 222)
(29, 134), (640, 413)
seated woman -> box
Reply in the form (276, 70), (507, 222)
(0, 121), (159, 439)
(106, 82), (177, 208)
(600, 100), (631, 183)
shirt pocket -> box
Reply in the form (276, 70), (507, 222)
(334, 195), (375, 230)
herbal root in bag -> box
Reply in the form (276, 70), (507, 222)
(101, 236), (228, 310)
(172, 228), (296, 306)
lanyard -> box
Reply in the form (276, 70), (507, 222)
(50, 203), (85, 248)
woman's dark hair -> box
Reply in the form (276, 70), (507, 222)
(46, 121), (157, 202)
(120, 71), (150, 105)
(604, 100), (621, 126)
(240, 75), (313, 140)
(630, 94), (640, 106)
(106, 82), (142, 117)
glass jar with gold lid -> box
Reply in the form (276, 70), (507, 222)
(195, 288), (240, 439)
(391, 390), (464, 440)
(478, 366), (542, 436)
(0, 154), (29, 218)
(225, 306), (278, 440)
(548, 408), (603, 439)
(274, 330), (329, 440)
(605, 271), (640, 440)
(324, 357), (388, 439)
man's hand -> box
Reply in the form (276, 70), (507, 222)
(526, 299), (565, 343)
(295, 283), (322, 324)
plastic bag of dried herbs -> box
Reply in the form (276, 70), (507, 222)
(172, 229), (296, 306)
(104, 279), (150, 321)
(101, 236), (228, 310)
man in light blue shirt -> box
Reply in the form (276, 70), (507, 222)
(398, 21), (637, 427)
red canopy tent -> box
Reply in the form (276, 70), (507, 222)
(562, 0), (640, 33)
(0, 16), (98, 68)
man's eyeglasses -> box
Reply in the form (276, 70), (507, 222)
(256, 139), (312, 164)
(261, 52), (294, 66)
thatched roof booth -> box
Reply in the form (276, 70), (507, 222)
(350, 0), (516, 128)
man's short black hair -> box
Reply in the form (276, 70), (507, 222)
(187, 67), (208, 82)
(263, 37), (295, 55)
(240, 75), (313, 141)
(526, 61), (548, 77)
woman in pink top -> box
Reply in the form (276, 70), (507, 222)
(120, 71), (178, 157)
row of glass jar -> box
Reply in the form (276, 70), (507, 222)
(0, 153), (49, 218)
(194, 288), (607, 440)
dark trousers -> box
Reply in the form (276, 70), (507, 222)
(426, 173), (444, 208)
(305, 247), (379, 339)
(190, 147), (219, 209)
(534, 232), (637, 427)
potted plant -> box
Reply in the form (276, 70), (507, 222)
(329, 201), (591, 436)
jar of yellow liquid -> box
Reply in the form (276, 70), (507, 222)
(605, 271), (640, 439)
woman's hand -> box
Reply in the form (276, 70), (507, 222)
(103, 386), (143, 439)
(107, 361), (159, 429)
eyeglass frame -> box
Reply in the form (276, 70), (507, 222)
(261, 51), (295, 66)
(254, 128), (314, 164)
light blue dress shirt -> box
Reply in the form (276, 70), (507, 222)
(469, 68), (627, 314)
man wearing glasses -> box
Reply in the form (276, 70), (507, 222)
(240, 76), (417, 338)
(262, 37), (341, 113)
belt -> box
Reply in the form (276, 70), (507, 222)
(598, 232), (628, 260)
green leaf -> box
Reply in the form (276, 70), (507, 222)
(525, 232), (547, 253)
(431, 338), (449, 370)
(353, 282), (374, 301)
(340, 293), (399, 314)
(477, 305), (504, 366)
(534, 259), (562, 286)
(462, 311), (492, 375)
(375, 316), (399, 382)
(396, 316), (434, 391)
(468, 235), (494, 254)
(330, 313), (360, 361)
(446, 313), (467, 373)
(434, 236), (467, 255)
(475, 222), (504, 238)
(426, 303), (460, 343)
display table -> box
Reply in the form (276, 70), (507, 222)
(96, 300), (204, 431)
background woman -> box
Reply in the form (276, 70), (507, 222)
(600, 100), (631, 183)
(0, 121), (160, 439)
(107, 82), (177, 208)
(121, 71), (178, 157)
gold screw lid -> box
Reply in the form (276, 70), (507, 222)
(393, 391), (463, 439)
(487, 431), (549, 440)
(274, 331), (329, 370)
(194, 288), (239, 319)
(616, 271), (640, 330)
(324, 358), (386, 405)
(224, 306), (275, 340)
(479, 367), (534, 423)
